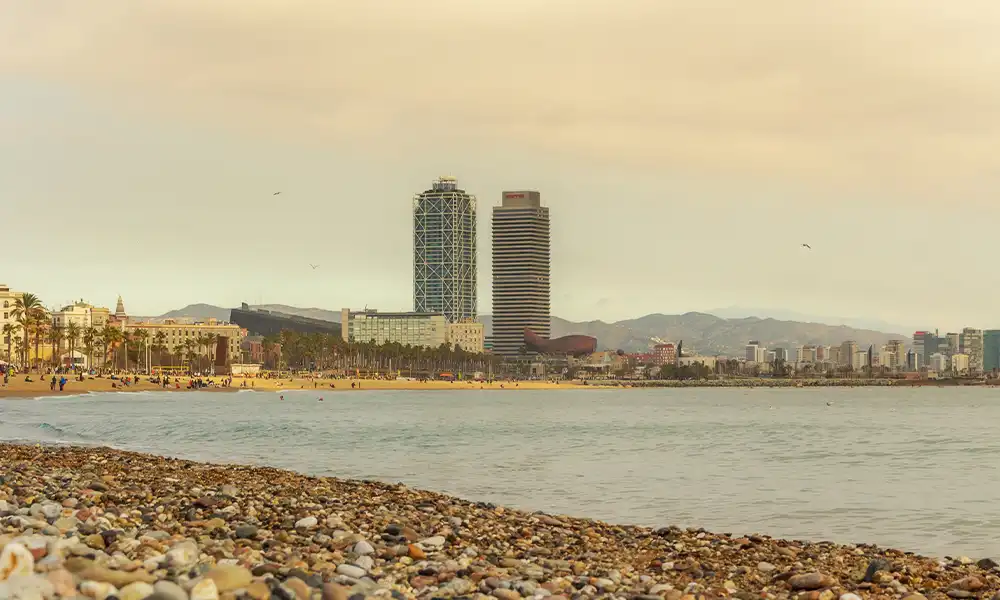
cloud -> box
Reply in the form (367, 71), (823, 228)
(4, 0), (1000, 187)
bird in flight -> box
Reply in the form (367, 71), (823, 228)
(310, 264), (320, 270)
(273, 191), (282, 196)
(801, 243), (812, 249)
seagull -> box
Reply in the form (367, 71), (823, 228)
(273, 191), (282, 196)
(309, 264), (320, 270)
(801, 243), (812, 249)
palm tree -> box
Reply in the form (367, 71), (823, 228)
(131, 329), (150, 373)
(33, 317), (48, 372)
(100, 325), (122, 371)
(2, 323), (16, 363)
(47, 326), (64, 368)
(65, 322), (81, 370)
(12, 293), (42, 369)
(152, 331), (167, 366)
(82, 327), (98, 371)
(205, 333), (219, 369)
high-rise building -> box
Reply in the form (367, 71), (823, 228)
(746, 341), (760, 363)
(413, 176), (477, 323)
(774, 347), (789, 362)
(491, 190), (550, 356)
(961, 327), (984, 373)
(840, 340), (858, 367)
(984, 330), (1000, 372)
(885, 339), (905, 363)
(946, 332), (961, 355)
(912, 331), (941, 369)
(653, 343), (677, 366)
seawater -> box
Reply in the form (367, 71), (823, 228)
(1, 387), (998, 558)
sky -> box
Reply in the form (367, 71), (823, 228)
(3, 1), (1000, 332)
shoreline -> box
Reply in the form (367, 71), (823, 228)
(0, 444), (997, 600)
(0, 377), (592, 399)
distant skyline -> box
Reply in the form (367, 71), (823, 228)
(5, 1), (1000, 331)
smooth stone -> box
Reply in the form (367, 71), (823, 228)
(353, 540), (375, 556)
(47, 569), (77, 597)
(54, 516), (80, 531)
(420, 536), (446, 550)
(235, 525), (258, 539)
(493, 589), (522, 600)
(40, 503), (61, 520)
(295, 516), (318, 529)
(80, 580), (119, 600)
(352, 555), (374, 571)
(0, 574), (54, 600)
(789, 573), (837, 590)
(840, 594), (863, 600)
(757, 562), (776, 573)
(246, 581), (271, 600)
(120, 582), (157, 600)
(950, 577), (984, 592)
(190, 577), (220, 600)
(322, 583), (350, 600)
(206, 564), (252, 592)
(336, 564), (367, 579)
(166, 541), (200, 567)
(154, 579), (191, 600)
(284, 577), (311, 600)
(978, 558), (1000, 570)
(0, 542), (35, 580)
(85, 533), (106, 549)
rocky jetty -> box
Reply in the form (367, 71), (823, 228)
(0, 444), (997, 600)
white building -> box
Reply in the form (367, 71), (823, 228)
(745, 341), (760, 363)
(52, 301), (97, 329)
(951, 353), (970, 374)
(929, 352), (949, 373)
(852, 349), (867, 370)
(679, 355), (717, 370)
(796, 345), (817, 364)
(341, 309), (448, 349)
(878, 348), (897, 370)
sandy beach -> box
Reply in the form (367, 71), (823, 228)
(0, 376), (590, 399)
(0, 443), (995, 600)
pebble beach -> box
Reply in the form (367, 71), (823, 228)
(2, 445), (999, 600)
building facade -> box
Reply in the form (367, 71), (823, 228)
(961, 328), (984, 373)
(840, 341), (858, 367)
(447, 321), (485, 354)
(0, 284), (23, 333)
(341, 309), (448, 348)
(413, 176), (477, 323)
(52, 301), (103, 329)
(952, 353), (970, 374)
(491, 190), (550, 357)
(125, 319), (245, 364)
(653, 343), (676, 366)
(745, 341), (760, 363)
(984, 330), (1000, 372)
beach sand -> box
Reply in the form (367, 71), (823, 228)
(0, 375), (591, 398)
(0, 443), (990, 600)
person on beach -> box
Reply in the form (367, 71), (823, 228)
(59, 377), (66, 392)
(50, 376), (56, 391)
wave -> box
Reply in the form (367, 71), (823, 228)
(0, 420), (95, 445)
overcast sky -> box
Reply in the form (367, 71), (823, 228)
(3, 1), (1000, 331)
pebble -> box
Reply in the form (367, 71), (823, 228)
(353, 540), (375, 555)
(323, 583), (350, 600)
(336, 564), (367, 579)
(153, 580), (190, 600)
(120, 581), (157, 600)
(80, 580), (119, 600)
(235, 525), (259, 539)
(294, 516), (318, 529)
(190, 577), (220, 600)
(788, 572), (837, 590)
(0, 542), (35, 580)
(419, 536), (446, 550)
(757, 562), (776, 573)
(166, 541), (200, 567)
(205, 564), (252, 592)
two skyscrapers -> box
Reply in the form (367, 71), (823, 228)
(413, 177), (549, 356)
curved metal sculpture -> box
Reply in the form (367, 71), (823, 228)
(523, 328), (597, 356)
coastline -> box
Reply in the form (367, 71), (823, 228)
(0, 444), (996, 600)
(0, 377), (591, 399)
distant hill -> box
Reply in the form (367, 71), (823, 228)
(155, 304), (904, 355)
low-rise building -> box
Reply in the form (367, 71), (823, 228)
(447, 321), (485, 353)
(951, 353), (970, 374)
(126, 319), (245, 363)
(929, 352), (949, 373)
(340, 308), (448, 348)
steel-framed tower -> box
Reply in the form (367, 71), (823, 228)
(413, 176), (477, 323)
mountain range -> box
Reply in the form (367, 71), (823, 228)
(146, 304), (905, 356)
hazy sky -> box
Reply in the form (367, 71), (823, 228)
(3, 1), (1000, 331)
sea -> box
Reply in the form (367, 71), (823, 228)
(1, 387), (998, 559)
